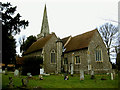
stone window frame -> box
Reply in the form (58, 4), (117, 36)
(50, 49), (56, 64)
(95, 46), (103, 62)
(74, 55), (81, 64)
(64, 58), (68, 65)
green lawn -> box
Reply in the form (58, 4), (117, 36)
(1, 72), (118, 88)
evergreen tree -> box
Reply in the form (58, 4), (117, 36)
(19, 35), (37, 55)
(2, 2), (29, 66)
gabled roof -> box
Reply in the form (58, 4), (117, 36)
(62, 36), (71, 45)
(24, 33), (55, 55)
(64, 29), (98, 52)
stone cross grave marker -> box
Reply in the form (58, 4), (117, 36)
(14, 69), (19, 77)
(80, 70), (84, 80)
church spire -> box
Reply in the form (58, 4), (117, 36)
(37, 4), (50, 39)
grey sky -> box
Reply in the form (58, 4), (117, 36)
(2, 0), (119, 63)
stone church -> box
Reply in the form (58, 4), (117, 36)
(24, 5), (112, 74)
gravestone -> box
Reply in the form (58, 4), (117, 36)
(80, 70), (84, 80)
(91, 70), (95, 79)
(111, 73), (113, 80)
(106, 73), (109, 75)
(27, 73), (31, 76)
(71, 64), (73, 75)
(0, 69), (2, 73)
(113, 70), (116, 79)
(40, 68), (44, 75)
(27, 73), (32, 78)
(22, 78), (28, 87)
(2, 70), (5, 74)
(5, 68), (8, 75)
(14, 69), (19, 77)
(8, 77), (14, 88)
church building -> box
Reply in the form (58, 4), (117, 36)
(24, 5), (112, 74)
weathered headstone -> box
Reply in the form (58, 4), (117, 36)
(27, 73), (31, 76)
(0, 69), (2, 73)
(106, 73), (109, 75)
(64, 73), (67, 80)
(8, 77), (14, 88)
(91, 70), (95, 79)
(71, 64), (73, 75)
(113, 70), (116, 79)
(80, 70), (84, 80)
(2, 70), (5, 74)
(5, 68), (8, 75)
(14, 69), (19, 77)
(40, 68), (44, 75)
(111, 73), (113, 80)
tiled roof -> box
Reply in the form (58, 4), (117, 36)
(64, 29), (97, 52)
(62, 36), (71, 45)
(24, 33), (54, 55)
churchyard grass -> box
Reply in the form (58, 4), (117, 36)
(2, 72), (118, 88)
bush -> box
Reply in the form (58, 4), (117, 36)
(22, 56), (43, 75)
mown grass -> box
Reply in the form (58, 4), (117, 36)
(1, 72), (118, 89)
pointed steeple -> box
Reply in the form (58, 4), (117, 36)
(37, 4), (50, 39)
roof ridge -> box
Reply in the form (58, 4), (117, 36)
(72, 29), (97, 38)
(64, 29), (98, 52)
(24, 33), (54, 55)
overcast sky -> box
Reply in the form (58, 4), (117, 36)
(2, 0), (119, 63)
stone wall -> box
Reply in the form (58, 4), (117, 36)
(63, 49), (88, 74)
(88, 31), (112, 73)
(43, 34), (58, 73)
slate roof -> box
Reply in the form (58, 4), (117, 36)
(24, 33), (55, 55)
(64, 29), (97, 52)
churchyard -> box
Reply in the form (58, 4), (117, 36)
(1, 71), (118, 89)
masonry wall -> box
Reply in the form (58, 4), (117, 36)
(88, 31), (112, 73)
(43, 34), (58, 73)
(63, 49), (88, 74)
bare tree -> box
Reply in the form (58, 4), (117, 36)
(18, 35), (26, 53)
(98, 23), (118, 63)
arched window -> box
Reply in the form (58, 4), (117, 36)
(75, 56), (80, 64)
(95, 46), (102, 62)
(51, 49), (55, 63)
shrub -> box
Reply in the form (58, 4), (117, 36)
(22, 56), (43, 75)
